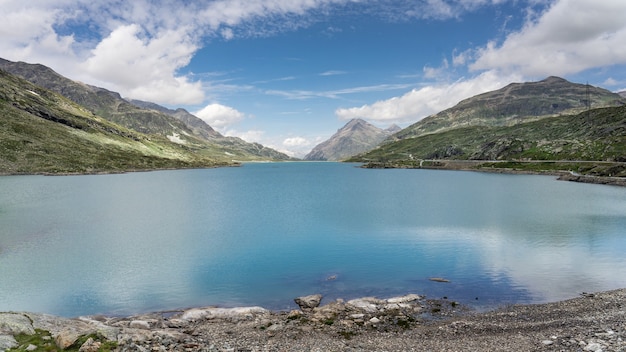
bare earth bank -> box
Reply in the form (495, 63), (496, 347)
(1, 288), (625, 351)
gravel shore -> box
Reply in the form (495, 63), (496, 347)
(2, 288), (624, 351)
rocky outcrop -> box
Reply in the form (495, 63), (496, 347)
(294, 294), (323, 311)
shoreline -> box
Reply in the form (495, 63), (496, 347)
(361, 159), (626, 187)
(2, 288), (625, 351)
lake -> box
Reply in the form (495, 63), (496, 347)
(1, 162), (626, 317)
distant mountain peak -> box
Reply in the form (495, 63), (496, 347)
(541, 76), (569, 84)
(385, 124), (402, 133)
(305, 118), (396, 161)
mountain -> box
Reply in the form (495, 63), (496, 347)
(348, 78), (626, 178)
(619, 91), (626, 99)
(0, 68), (231, 174)
(129, 99), (223, 140)
(391, 76), (624, 141)
(0, 58), (291, 161)
(351, 104), (626, 163)
(305, 119), (397, 161)
(129, 99), (291, 161)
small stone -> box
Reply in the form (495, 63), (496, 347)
(429, 277), (450, 283)
(541, 340), (554, 345)
(369, 317), (381, 324)
(267, 323), (283, 331)
(584, 342), (603, 352)
(79, 337), (102, 352)
(26, 344), (38, 351)
(287, 310), (302, 319)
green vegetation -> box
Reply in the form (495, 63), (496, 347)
(9, 329), (117, 352)
(0, 58), (292, 176)
(0, 69), (238, 174)
(393, 76), (624, 140)
(350, 105), (626, 177)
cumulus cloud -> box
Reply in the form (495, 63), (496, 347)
(470, 0), (626, 77)
(336, 0), (626, 125)
(81, 24), (204, 104)
(0, 0), (349, 105)
(335, 70), (523, 123)
(283, 136), (310, 147)
(194, 103), (246, 129)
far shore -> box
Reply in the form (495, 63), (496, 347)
(361, 159), (626, 187)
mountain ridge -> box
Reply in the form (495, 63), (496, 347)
(0, 68), (233, 174)
(0, 58), (291, 161)
(391, 76), (625, 141)
(348, 77), (626, 178)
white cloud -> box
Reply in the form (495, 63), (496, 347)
(194, 103), (246, 129)
(335, 70), (523, 123)
(220, 28), (235, 40)
(283, 136), (310, 147)
(319, 70), (347, 76)
(81, 24), (204, 104)
(470, 0), (626, 77)
(336, 0), (626, 125)
(0, 0), (351, 106)
(267, 83), (413, 100)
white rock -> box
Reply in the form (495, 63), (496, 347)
(541, 340), (554, 345)
(130, 320), (151, 330)
(369, 317), (381, 324)
(584, 342), (603, 352)
(26, 344), (38, 351)
(181, 307), (268, 321)
(0, 335), (18, 351)
(347, 298), (382, 313)
(0, 313), (35, 335)
(386, 294), (422, 304)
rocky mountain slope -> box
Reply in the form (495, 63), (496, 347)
(353, 104), (626, 162)
(349, 77), (626, 179)
(305, 119), (400, 161)
(129, 99), (290, 160)
(0, 69), (230, 174)
(0, 58), (290, 161)
(392, 76), (624, 140)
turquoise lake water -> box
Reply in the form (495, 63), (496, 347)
(1, 162), (626, 317)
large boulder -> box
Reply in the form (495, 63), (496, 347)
(294, 294), (323, 312)
(180, 306), (268, 322)
(0, 313), (35, 335)
(0, 334), (18, 350)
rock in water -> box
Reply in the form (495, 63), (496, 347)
(294, 294), (323, 311)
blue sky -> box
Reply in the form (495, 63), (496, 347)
(2, 1), (626, 157)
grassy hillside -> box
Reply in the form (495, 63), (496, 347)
(349, 105), (626, 177)
(0, 69), (233, 174)
(392, 77), (624, 140)
(0, 58), (292, 161)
